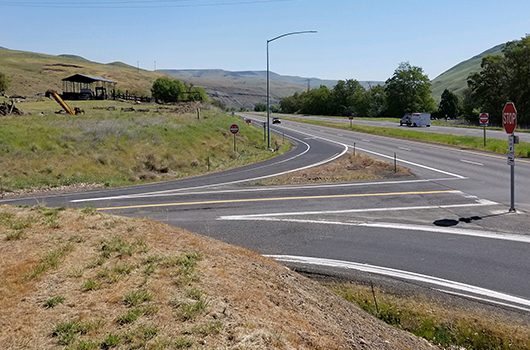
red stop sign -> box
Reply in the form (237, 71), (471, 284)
(479, 113), (489, 125)
(502, 102), (517, 134)
(230, 124), (239, 134)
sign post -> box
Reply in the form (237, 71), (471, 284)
(502, 102), (517, 212)
(479, 113), (489, 147)
(348, 115), (353, 129)
(230, 124), (239, 152)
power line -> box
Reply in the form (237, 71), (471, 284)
(0, 0), (293, 8)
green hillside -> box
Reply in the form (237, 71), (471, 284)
(0, 48), (163, 97)
(431, 44), (504, 101)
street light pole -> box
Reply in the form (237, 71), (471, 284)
(266, 30), (317, 149)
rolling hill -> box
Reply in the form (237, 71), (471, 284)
(161, 69), (382, 109)
(431, 43), (505, 100)
(1, 47), (375, 109)
(0, 47), (163, 97)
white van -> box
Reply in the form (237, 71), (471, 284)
(400, 113), (431, 127)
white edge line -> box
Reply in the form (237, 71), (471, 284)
(434, 289), (530, 313)
(219, 216), (530, 244)
(265, 255), (530, 311)
(71, 135), (349, 203)
(219, 199), (493, 219)
(355, 145), (466, 179)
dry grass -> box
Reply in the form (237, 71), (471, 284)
(0, 205), (436, 350)
(257, 152), (411, 186)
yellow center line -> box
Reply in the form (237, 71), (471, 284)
(96, 190), (460, 211)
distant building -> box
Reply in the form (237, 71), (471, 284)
(61, 74), (116, 100)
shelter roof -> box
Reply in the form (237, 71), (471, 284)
(62, 74), (116, 84)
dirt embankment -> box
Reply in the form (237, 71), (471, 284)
(0, 205), (435, 349)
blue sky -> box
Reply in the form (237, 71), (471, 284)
(1, 0), (529, 81)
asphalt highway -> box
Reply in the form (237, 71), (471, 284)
(1, 115), (529, 313)
(276, 113), (530, 143)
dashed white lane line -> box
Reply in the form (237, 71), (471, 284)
(460, 159), (484, 166)
(266, 255), (530, 312)
(398, 146), (411, 151)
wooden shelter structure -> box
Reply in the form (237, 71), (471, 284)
(61, 74), (116, 100)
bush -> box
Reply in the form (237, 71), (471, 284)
(151, 77), (207, 103)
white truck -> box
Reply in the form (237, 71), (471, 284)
(400, 113), (431, 127)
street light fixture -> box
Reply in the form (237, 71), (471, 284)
(266, 30), (317, 149)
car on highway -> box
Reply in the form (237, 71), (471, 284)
(272, 117), (281, 124)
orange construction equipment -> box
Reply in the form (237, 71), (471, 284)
(45, 89), (77, 115)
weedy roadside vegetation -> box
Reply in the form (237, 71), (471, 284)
(328, 282), (530, 350)
(0, 100), (290, 194)
(257, 152), (410, 186)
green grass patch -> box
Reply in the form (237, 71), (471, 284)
(116, 305), (157, 325)
(81, 279), (100, 292)
(0, 103), (289, 193)
(26, 243), (74, 280)
(100, 333), (120, 349)
(116, 307), (143, 325)
(123, 289), (152, 307)
(161, 252), (202, 284)
(51, 320), (101, 346)
(176, 296), (209, 321)
(329, 283), (529, 350)
(67, 339), (99, 350)
(286, 117), (530, 157)
(43, 295), (65, 308)
(80, 206), (97, 215)
(100, 236), (146, 259)
(173, 336), (193, 348)
(1, 211), (33, 240)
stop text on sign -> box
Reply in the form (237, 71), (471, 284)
(503, 112), (516, 125)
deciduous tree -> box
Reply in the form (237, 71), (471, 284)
(385, 62), (435, 117)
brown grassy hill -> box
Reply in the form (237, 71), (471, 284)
(0, 48), (163, 97)
(0, 205), (435, 349)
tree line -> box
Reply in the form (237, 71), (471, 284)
(278, 62), (435, 118)
(276, 34), (530, 127)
